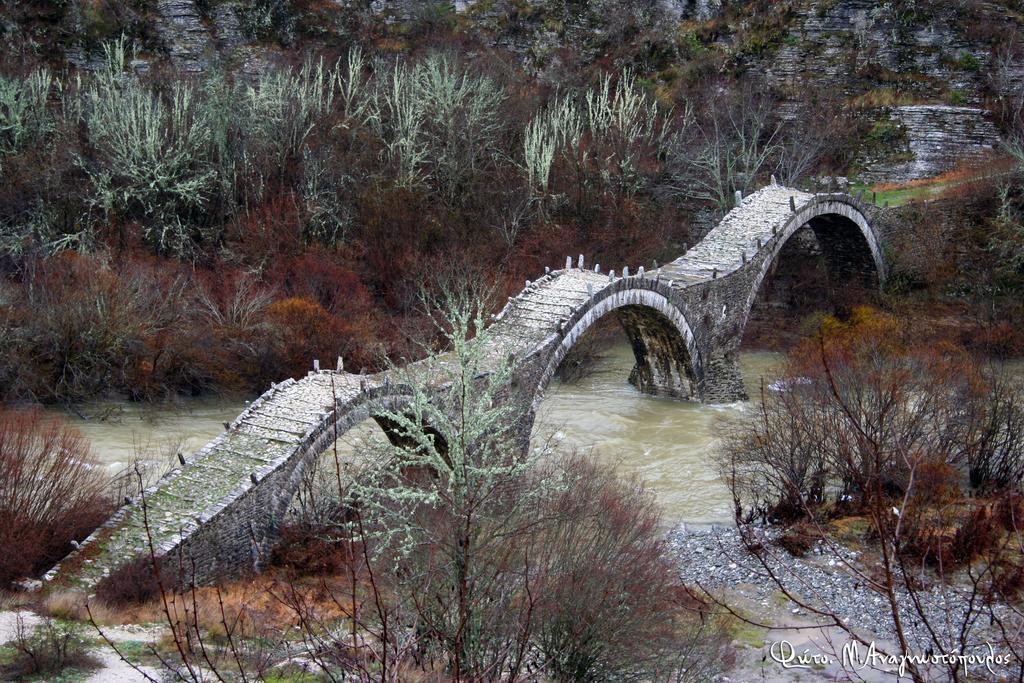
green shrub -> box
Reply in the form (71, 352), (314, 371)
(0, 68), (53, 163)
(237, 0), (296, 44)
(83, 40), (215, 257)
(370, 53), (505, 199)
(954, 50), (982, 72)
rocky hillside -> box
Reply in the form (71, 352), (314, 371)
(1, 0), (1020, 182)
(753, 0), (1012, 180)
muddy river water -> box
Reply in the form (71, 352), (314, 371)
(50, 342), (786, 525)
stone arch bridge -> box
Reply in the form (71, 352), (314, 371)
(48, 184), (885, 589)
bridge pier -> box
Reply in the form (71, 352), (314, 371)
(627, 359), (695, 399)
(699, 352), (748, 403)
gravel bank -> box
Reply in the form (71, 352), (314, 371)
(668, 524), (1019, 679)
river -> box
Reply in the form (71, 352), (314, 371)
(533, 344), (783, 524)
(50, 342), (784, 525)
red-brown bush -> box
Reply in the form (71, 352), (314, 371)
(94, 554), (163, 607)
(269, 523), (349, 576)
(0, 408), (112, 587)
(274, 252), (373, 318)
(264, 297), (348, 379)
(222, 192), (306, 269)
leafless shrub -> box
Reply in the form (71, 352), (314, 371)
(666, 81), (780, 215)
(0, 407), (112, 587)
(2, 615), (99, 679)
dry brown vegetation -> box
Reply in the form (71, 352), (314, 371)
(0, 408), (113, 587)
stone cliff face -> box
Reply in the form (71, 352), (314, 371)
(763, 0), (991, 102)
(155, 0), (213, 73)
(661, 0), (724, 21)
(859, 105), (1001, 183)
(752, 0), (1017, 182)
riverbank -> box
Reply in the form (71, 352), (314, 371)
(1, 519), (1019, 681)
(669, 524), (1018, 681)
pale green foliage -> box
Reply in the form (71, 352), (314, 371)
(0, 70), (91, 257)
(237, 0), (295, 43)
(522, 70), (666, 197)
(200, 66), (244, 206)
(523, 95), (582, 192)
(584, 70), (667, 195)
(300, 149), (354, 245)
(0, 205), (93, 260)
(337, 46), (371, 127)
(351, 286), (538, 556)
(346, 287), (551, 672)
(370, 53), (505, 196)
(523, 114), (556, 192)
(84, 39), (214, 256)
(0, 67), (53, 162)
(991, 183), (1024, 282)
(371, 61), (429, 189)
(246, 58), (338, 171)
(584, 69), (662, 149)
(415, 54), (505, 198)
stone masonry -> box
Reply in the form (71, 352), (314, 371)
(47, 183), (885, 590)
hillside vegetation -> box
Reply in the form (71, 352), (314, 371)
(0, 0), (1021, 405)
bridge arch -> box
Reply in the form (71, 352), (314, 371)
(175, 382), (434, 584)
(739, 194), (885, 336)
(269, 387), (419, 529)
(530, 280), (702, 409)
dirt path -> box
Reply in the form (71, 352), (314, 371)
(0, 609), (162, 682)
(0, 609), (41, 645)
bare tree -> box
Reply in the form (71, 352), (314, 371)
(0, 408), (111, 586)
(666, 82), (781, 215)
(774, 92), (850, 187)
